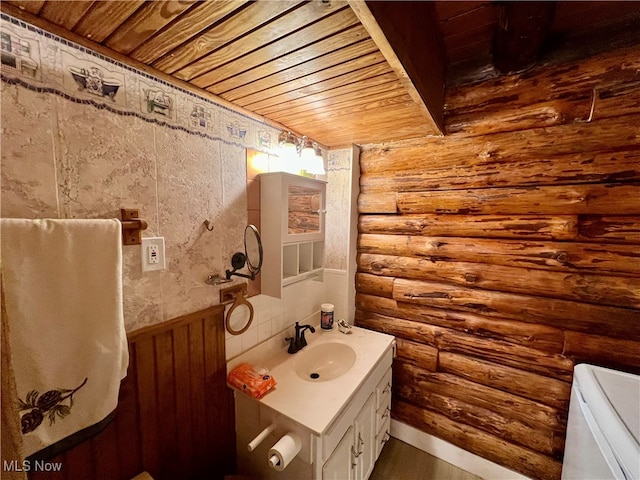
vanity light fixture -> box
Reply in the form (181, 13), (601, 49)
(307, 143), (326, 175)
(277, 130), (325, 176)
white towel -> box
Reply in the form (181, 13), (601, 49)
(1, 218), (129, 459)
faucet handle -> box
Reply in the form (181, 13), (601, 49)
(285, 336), (297, 354)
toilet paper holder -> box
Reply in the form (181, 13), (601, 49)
(247, 423), (276, 452)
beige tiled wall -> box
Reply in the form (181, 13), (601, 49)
(1, 80), (356, 360)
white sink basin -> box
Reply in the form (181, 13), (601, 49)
(295, 342), (357, 382)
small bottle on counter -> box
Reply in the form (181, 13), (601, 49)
(320, 303), (334, 330)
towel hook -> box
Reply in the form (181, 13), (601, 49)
(204, 219), (214, 231)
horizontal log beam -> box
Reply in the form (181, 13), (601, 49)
(356, 291), (565, 353)
(360, 149), (640, 192)
(438, 352), (570, 410)
(359, 214), (578, 240)
(357, 192), (397, 214)
(578, 215), (640, 244)
(358, 233), (640, 275)
(356, 311), (574, 380)
(394, 337), (438, 371)
(394, 361), (563, 457)
(355, 272), (394, 298)
(393, 399), (563, 480)
(396, 183), (640, 215)
(393, 362), (566, 432)
(564, 331), (640, 370)
(359, 253), (640, 308)
(359, 114), (640, 174)
(389, 277), (640, 340)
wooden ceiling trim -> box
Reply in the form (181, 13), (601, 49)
(151, 0), (298, 74)
(105, 0), (197, 55)
(274, 85), (410, 124)
(216, 39), (380, 102)
(225, 51), (387, 105)
(72, 1), (146, 43)
(205, 24), (369, 94)
(176, 1), (349, 82)
(130, 1), (248, 65)
(242, 62), (393, 112)
(6, 1), (44, 15)
(257, 72), (400, 117)
(349, 1), (444, 135)
(39, 0), (95, 31)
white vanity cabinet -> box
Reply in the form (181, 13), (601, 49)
(232, 325), (394, 480)
(259, 172), (327, 298)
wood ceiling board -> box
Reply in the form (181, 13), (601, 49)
(39, 0), (94, 31)
(257, 72), (400, 117)
(279, 91), (416, 124)
(224, 50), (387, 105)
(72, 1), (146, 43)
(151, 0), (298, 74)
(287, 103), (437, 147)
(350, 1), (444, 136)
(6, 1), (44, 15)
(130, 1), (248, 64)
(105, 0), (197, 55)
(173, 1), (348, 82)
(437, 3), (498, 38)
(194, 9), (362, 90)
(241, 62), (393, 111)
(434, 1), (492, 22)
(216, 39), (380, 102)
(273, 84), (409, 124)
(206, 24), (370, 94)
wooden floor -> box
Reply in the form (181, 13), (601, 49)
(370, 438), (483, 480)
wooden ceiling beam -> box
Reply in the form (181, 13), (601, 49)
(492, 1), (557, 74)
(348, 1), (445, 135)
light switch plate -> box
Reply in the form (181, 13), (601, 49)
(141, 237), (165, 272)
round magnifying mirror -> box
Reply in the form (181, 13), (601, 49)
(244, 224), (263, 276)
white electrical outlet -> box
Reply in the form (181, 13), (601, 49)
(141, 237), (166, 272)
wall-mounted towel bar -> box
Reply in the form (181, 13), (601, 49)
(120, 208), (148, 245)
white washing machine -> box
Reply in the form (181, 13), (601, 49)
(562, 363), (640, 479)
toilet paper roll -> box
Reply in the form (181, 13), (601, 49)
(267, 432), (302, 472)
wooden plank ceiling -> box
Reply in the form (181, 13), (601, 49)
(2, 1), (640, 148)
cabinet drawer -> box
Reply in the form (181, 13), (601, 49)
(375, 367), (392, 410)
(375, 415), (391, 460)
(376, 398), (391, 435)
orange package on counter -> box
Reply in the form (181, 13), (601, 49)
(227, 363), (277, 399)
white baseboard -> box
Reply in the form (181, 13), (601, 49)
(390, 420), (531, 480)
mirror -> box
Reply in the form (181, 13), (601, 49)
(245, 224), (263, 275)
(226, 224), (263, 280)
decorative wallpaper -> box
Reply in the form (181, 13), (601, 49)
(1, 13), (355, 359)
(0, 13), (279, 153)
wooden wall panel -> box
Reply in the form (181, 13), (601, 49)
(356, 44), (640, 480)
(28, 305), (234, 480)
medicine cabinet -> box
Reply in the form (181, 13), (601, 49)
(260, 172), (327, 298)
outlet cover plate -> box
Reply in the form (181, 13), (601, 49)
(141, 237), (165, 272)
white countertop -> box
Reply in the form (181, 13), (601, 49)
(228, 321), (395, 435)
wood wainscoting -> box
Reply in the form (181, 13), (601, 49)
(29, 305), (235, 480)
(356, 43), (640, 480)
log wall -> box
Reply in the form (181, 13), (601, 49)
(356, 43), (640, 480)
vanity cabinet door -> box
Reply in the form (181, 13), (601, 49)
(323, 425), (355, 480)
(354, 392), (376, 480)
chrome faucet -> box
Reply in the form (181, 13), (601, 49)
(285, 322), (316, 354)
